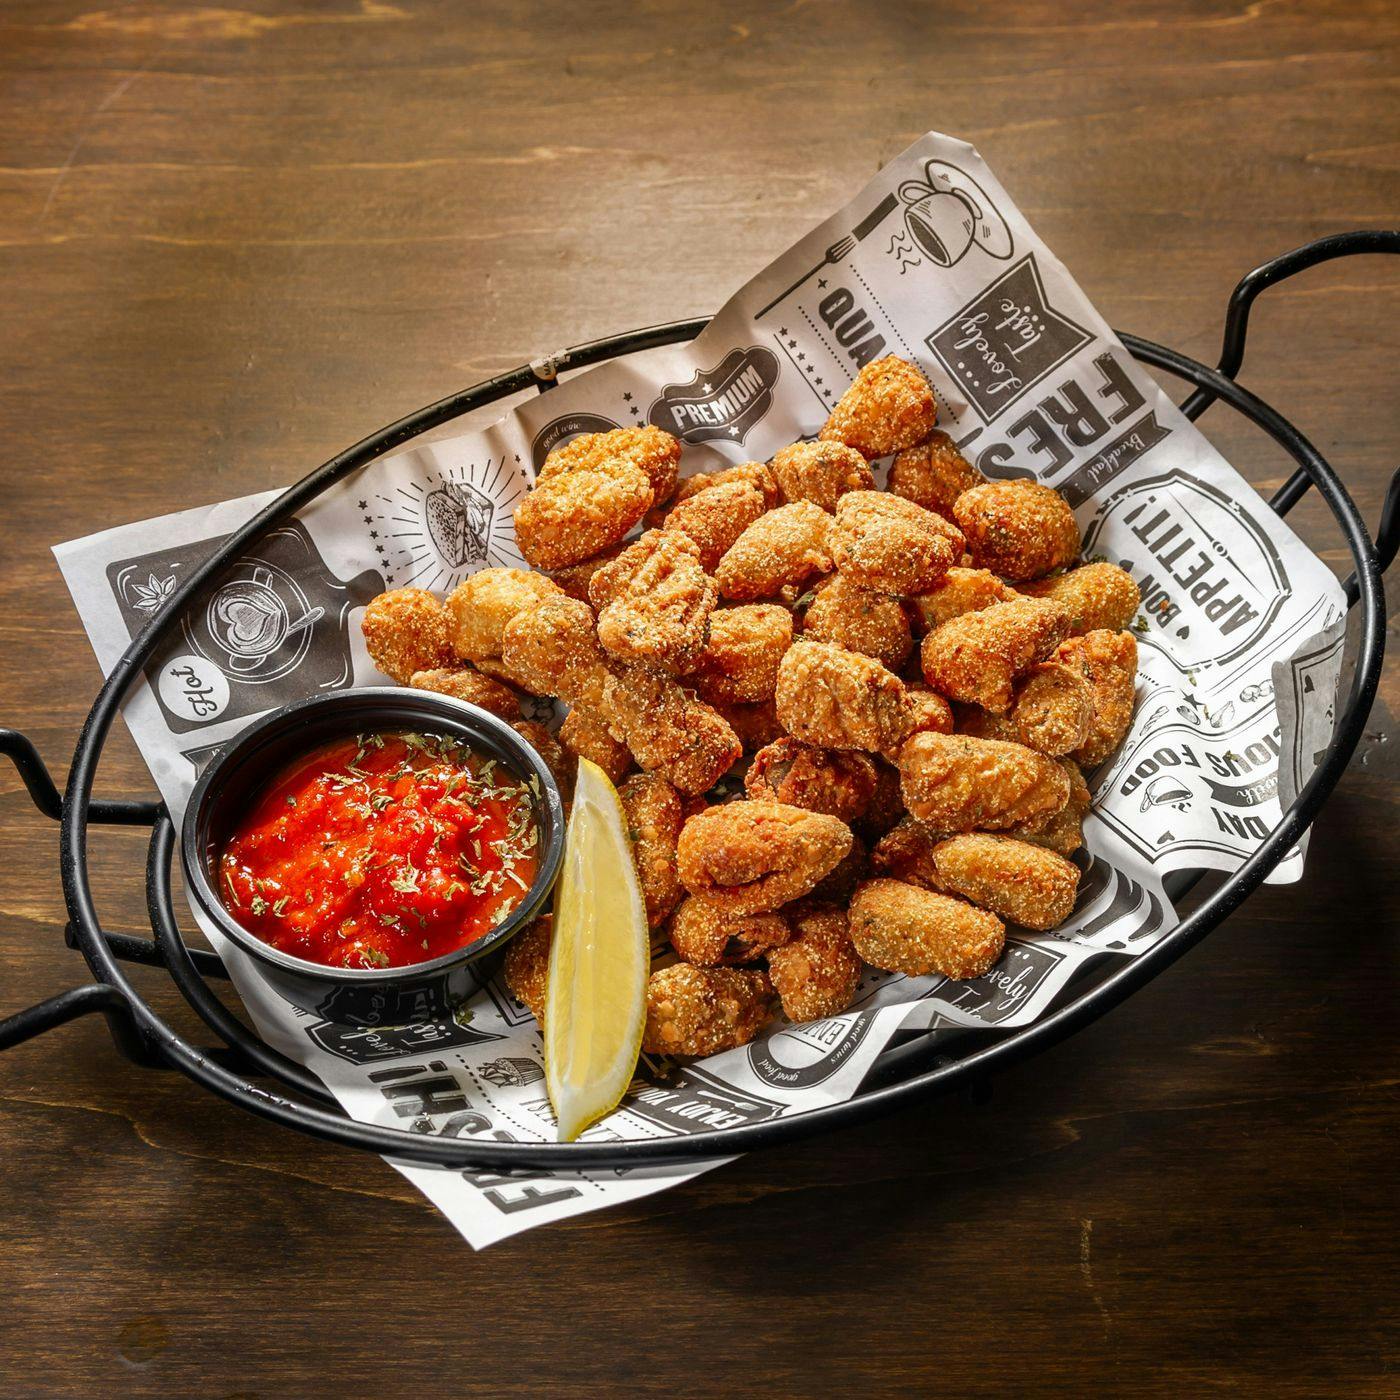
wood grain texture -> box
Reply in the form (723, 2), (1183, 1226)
(1, 1), (1397, 1394)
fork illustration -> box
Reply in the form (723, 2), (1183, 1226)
(753, 193), (898, 319)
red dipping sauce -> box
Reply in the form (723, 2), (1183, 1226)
(218, 731), (541, 970)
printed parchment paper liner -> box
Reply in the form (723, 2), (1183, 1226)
(54, 132), (1344, 1247)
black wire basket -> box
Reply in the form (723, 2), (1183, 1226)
(3, 231), (1396, 1172)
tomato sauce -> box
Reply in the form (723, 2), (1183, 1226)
(218, 730), (541, 970)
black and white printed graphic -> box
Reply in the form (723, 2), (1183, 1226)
(107, 522), (382, 734)
(1081, 467), (1288, 671)
(477, 1056), (545, 1090)
(306, 1008), (504, 1064)
(927, 255), (1091, 423)
(921, 940), (1067, 1024)
(626, 1065), (786, 1133)
(745, 1011), (879, 1089)
(889, 159), (1013, 275)
(361, 450), (528, 590)
(530, 412), (621, 472)
(647, 347), (781, 445)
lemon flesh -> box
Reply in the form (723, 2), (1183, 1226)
(544, 758), (649, 1143)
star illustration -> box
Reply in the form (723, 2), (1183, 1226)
(787, 339), (797, 348)
(622, 392), (633, 402)
(358, 500), (367, 510)
(817, 279), (827, 289)
(815, 377), (824, 386)
(362, 515), (372, 526)
(702, 383), (713, 394)
(823, 388), (833, 398)
(779, 327), (788, 337)
(728, 426), (740, 437)
(797, 352), (806, 362)
(369, 531), (378, 540)
(513, 453), (521, 464)
(629, 405), (640, 417)
(376, 544), (386, 555)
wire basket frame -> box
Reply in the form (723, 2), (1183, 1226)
(1, 231), (1395, 1172)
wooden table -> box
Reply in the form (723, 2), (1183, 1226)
(2, 1), (1397, 1393)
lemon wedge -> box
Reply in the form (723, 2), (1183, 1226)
(544, 757), (649, 1143)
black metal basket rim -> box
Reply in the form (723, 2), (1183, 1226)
(40, 232), (1396, 1170)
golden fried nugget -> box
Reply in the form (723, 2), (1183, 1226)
(668, 896), (791, 967)
(362, 588), (454, 684)
(677, 800), (853, 914)
(513, 464), (653, 571)
(687, 605), (794, 706)
(902, 684), (955, 746)
(588, 530), (717, 673)
(1007, 759), (1089, 855)
(770, 439), (875, 512)
(909, 567), (1020, 633)
(952, 479), (1081, 582)
(849, 878), (1005, 979)
(715, 501), (834, 601)
(897, 731), (1070, 831)
(600, 666), (742, 795)
(1021, 562), (1139, 635)
(889, 430), (985, 517)
(767, 904), (864, 1022)
(500, 595), (610, 710)
(557, 706), (633, 785)
(547, 545), (626, 603)
(806, 834), (869, 904)
(408, 665), (521, 720)
(537, 425), (681, 505)
(619, 772), (686, 930)
(642, 963), (773, 1057)
(819, 355), (938, 459)
(503, 916), (552, 1024)
(1055, 629), (1138, 766)
(857, 758), (907, 839)
(669, 461), (780, 511)
(928, 833), (1080, 932)
(870, 816), (944, 888)
(920, 597), (1070, 713)
(830, 491), (964, 596)
(662, 480), (768, 572)
(1007, 660), (1094, 756)
(775, 639), (911, 754)
(512, 720), (575, 801)
(802, 572), (913, 671)
(711, 699), (786, 752)
(745, 736), (879, 823)
(446, 568), (564, 669)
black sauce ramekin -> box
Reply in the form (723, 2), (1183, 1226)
(181, 687), (565, 1029)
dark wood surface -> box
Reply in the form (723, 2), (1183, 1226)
(2, 2), (1397, 1394)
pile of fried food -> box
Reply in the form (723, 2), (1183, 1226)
(360, 354), (1140, 1061)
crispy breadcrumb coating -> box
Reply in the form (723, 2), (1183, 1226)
(512, 720), (574, 801)
(514, 461), (653, 570)
(669, 461), (780, 511)
(446, 568), (564, 669)
(557, 706), (634, 785)
(819, 356), (938, 459)
(503, 916), (552, 1024)
(408, 665), (521, 720)
(1021, 562), (1140, 635)
(668, 896), (792, 967)
(537, 425), (681, 506)
(687, 605), (794, 706)
(909, 567), (1019, 633)
(870, 816), (945, 888)
(830, 490), (964, 596)
(619, 772), (686, 930)
(889, 430), (985, 517)
(952, 479), (1081, 582)
(745, 736), (879, 822)
(588, 529), (717, 673)
(849, 878), (1005, 979)
(362, 588), (454, 684)
(677, 800), (853, 914)
(775, 639), (911, 753)
(802, 572), (913, 671)
(662, 480), (768, 572)
(547, 545), (626, 603)
(1055, 629), (1138, 766)
(902, 684), (955, 745)
(715, 501), (834, 601)
(500, 596), (610, 710)
(710, 699), (786, 752)
(642, 963), (774, 1057)
(770, 439), (875, 512)
(928, 833), (1080, 931)
(767, 904), (863, 1022)
(599, 666), (742, 795)
(1007, 759), (1089, 855)
(897, 731), (1071, 831)
(1006, 660), (1094, 756)
(920, 597), (1070, 713)
(856, 757), (907, 839)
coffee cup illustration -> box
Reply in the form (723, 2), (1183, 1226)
(897, 160), (1012, 267)
(208, 568), (323, 672)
